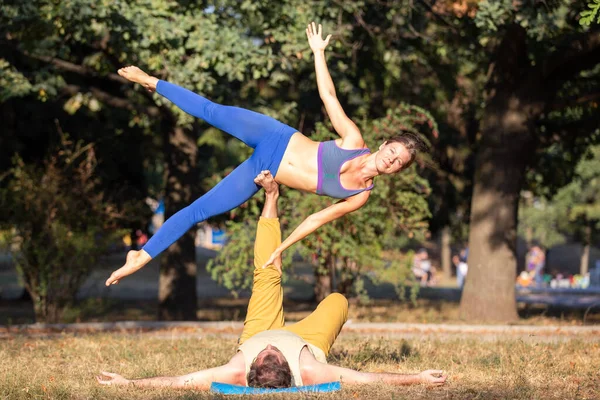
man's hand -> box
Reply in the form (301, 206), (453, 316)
(96, 371), (130, 386)
(254, 170), (278, 195)
(418, 370), (447, 385)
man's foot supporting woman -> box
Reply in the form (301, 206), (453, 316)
(117, 66), (159, 92)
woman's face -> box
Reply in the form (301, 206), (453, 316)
(376, 141), (411, 174)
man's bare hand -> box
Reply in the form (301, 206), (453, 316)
(96, 371), (130, 386)
(418, 370), (447, 385)
(254, 170), (279, 195)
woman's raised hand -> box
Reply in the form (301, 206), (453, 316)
(306, 22), (332, 53)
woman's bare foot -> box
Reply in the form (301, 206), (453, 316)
(117, 66), (159, 92)
(105, 249), (152, 286)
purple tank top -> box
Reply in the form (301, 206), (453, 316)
(316, 140), (374, 199)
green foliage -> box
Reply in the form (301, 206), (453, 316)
(0, 133), (125, 323)
(580, 0), (600, 25)
(518, 196), (567, 249)
(208, 104), (433, 299)
(0, 59), (34, 101)
(553, 145), (600, 231)
(475, 0), (576, 43)
(475, 0), (515, 33)
(519, 144), (600, 248)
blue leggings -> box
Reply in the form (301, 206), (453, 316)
(143, 80), (297, 258)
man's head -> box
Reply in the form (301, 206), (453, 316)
(247, 345), (292, 388)
(416, 248), (429, 260)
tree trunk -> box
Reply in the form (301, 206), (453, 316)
(580, 224), (591, 276)
(337, 257), (358, 295)
(314, 255), (334, 302)
(31, 290), (47, 323)
(158, 126), (198, 321)
(460, 144), (524, 322)
(441, 226), (452, 280)
(460, 25), (542, 323)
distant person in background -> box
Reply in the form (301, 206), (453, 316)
(412, 248), (432, 287)
(517, 271), (533, 287)
(453, 247), (468, 288)
(135, 229), (148, 247)
(526, 245), (545, 288)
(145, 197), (165, 235)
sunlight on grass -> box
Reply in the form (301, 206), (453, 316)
(0, 333), (597, 399)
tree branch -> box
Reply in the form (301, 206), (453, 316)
(549, 91), (600, 111)
(541, 28), (600, 85)
(62, 84), (161, 117)
(5, 42), (175, 122)
(416, 0), (460, 33)
(546, 115), (600, 142)
(4, 39), (157, 100)
(25, 51), (129, 85)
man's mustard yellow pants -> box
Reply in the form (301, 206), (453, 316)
(238, 217), (348, 356)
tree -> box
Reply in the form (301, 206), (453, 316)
(0, 0), (295, 319)
(0, 133), (124, 323)
(458, 2), (600, 322)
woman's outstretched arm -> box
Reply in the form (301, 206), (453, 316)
(307, 22), (364, 147)
(260, 190), (370, 269)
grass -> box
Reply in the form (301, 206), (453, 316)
(0, 332), (598, 399)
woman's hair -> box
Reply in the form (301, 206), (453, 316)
(247, 353), (292, 388)
(385, 132), (429, 169)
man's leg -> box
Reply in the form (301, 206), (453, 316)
(238, 171), (286, 345)
(282, 293), (348, 357)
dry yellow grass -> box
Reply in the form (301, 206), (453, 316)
(1, 332), (598, 399)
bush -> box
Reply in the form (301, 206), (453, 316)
(0, 133), (125, 323)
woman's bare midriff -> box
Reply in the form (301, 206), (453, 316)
(274, 132), (320, 192)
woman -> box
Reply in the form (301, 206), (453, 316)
(105, 22), (426, 285)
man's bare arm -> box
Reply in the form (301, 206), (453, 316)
(97, 352), (246, 390)
(301, 354), (446, 386)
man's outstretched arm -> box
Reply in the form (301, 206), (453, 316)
(302, 354), (447, 386)
(97, 352), (245, 390)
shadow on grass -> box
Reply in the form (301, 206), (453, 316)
(328, 339), (418, 369)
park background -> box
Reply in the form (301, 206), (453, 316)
(0, 1), (599, 399)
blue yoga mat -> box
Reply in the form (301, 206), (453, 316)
(210, 381), (341, 395)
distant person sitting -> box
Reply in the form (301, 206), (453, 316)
(97, 171), (447, 391)
(517, 271), (533, 287)
(526, 245), (545, 288)
(412, 248), (433, 286)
